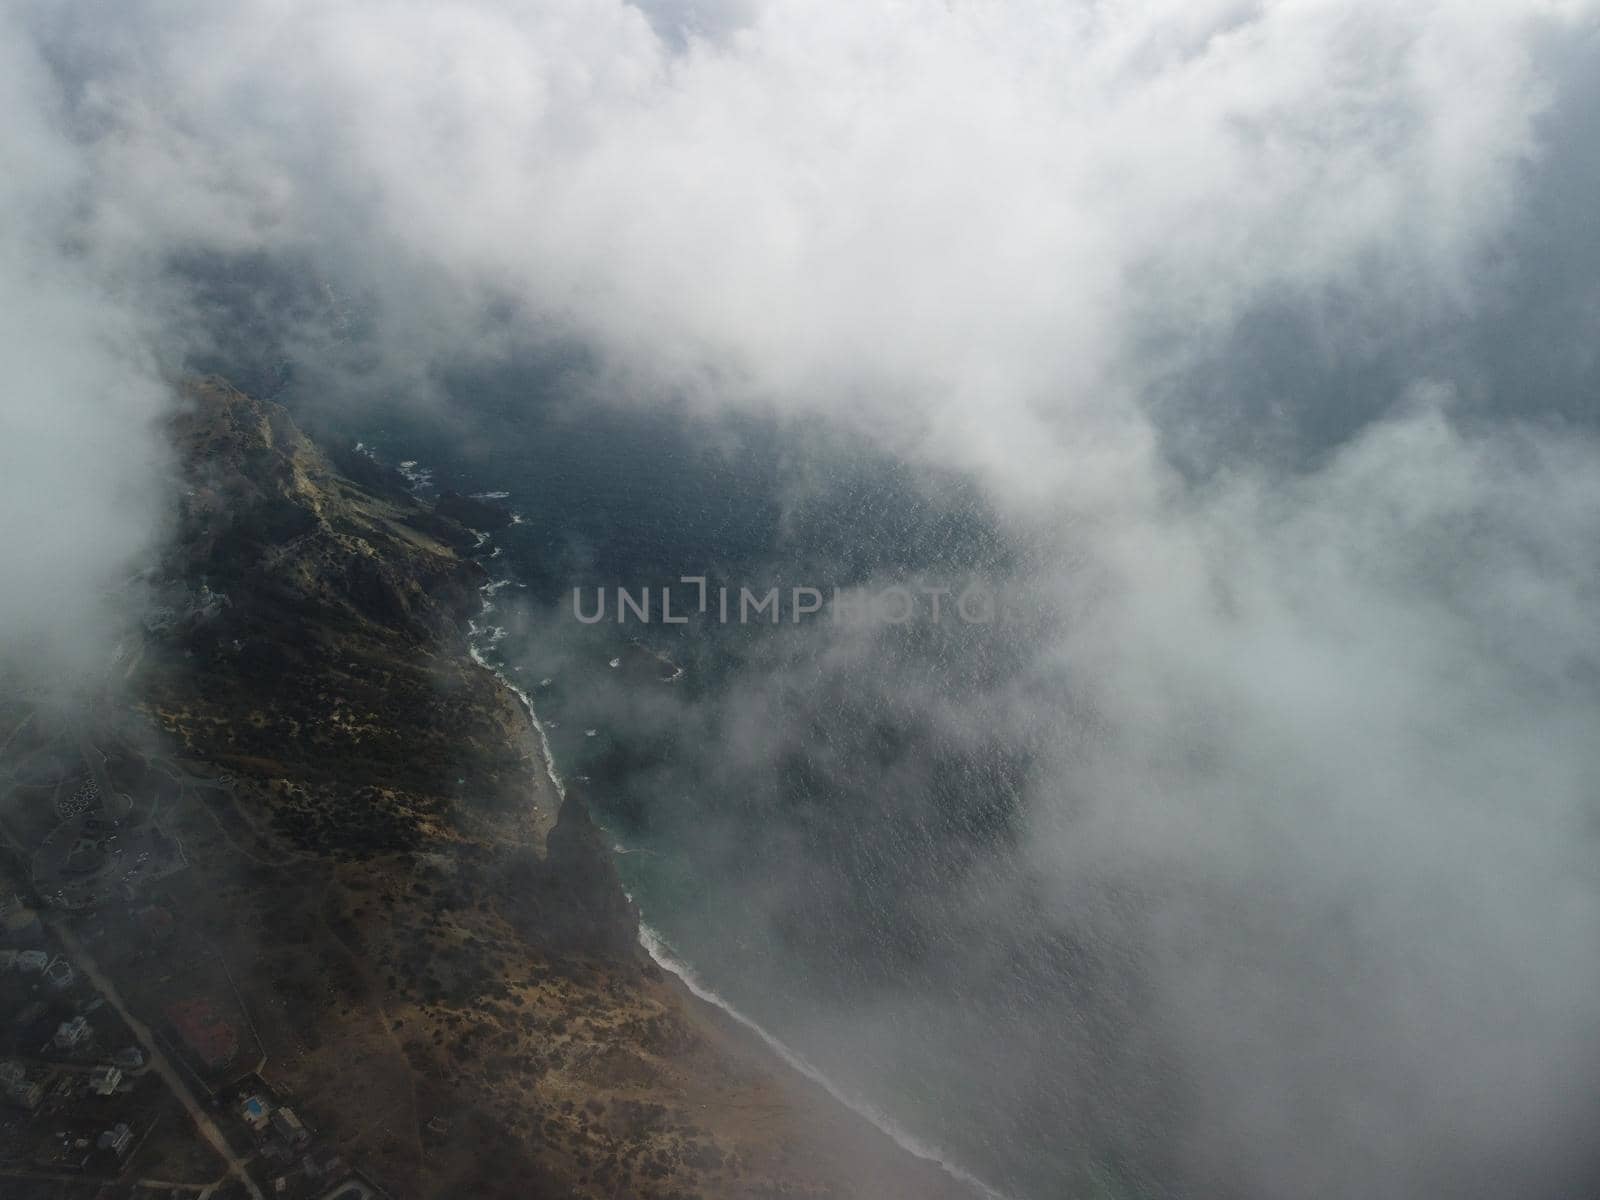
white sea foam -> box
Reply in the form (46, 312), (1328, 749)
(467, 568), (565, 800)
(636, 922), (1011, 1200)
(396, 459), (435, 492)
(472, 636), (566, 801)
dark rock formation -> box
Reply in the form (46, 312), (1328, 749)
(434, 491), (514, 532)
(497, 788), (641, 963)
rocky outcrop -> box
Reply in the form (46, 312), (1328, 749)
(498, 788), (641, 962)
(143, 378), (544, 822)
(434, 491), (514, 532)
(167, 377), (485, 646)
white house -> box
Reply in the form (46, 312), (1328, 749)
(16, 950), (49, 974)
(54, 1015), (92, 1050)
(97, 1122), (133, 1157)
(90, 1064), (123, 1095)
(45, 957), (75, 990)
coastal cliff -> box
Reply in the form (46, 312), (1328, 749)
(116, 379), (975, 1200)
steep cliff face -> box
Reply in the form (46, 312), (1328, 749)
(501, 788), (642, 962)
(168, 377), (487, 644)
(142, 379), (547, 835)
(148, 379), (643, 942)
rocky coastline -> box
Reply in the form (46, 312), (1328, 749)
(107, 378), (978, 1199)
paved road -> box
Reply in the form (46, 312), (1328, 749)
(48, 920), (267, 1200)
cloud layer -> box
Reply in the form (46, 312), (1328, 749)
(4, 1), (1599, 1194)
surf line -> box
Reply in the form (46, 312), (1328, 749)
(467, 589), (565, 802)
(635, 920), (1013, 1200)
(463, 521), (1010, 1200)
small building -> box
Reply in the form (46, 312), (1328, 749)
(1, 903), (42, 946)
(55, 1015), (92, 1049)
(4, 1079), (44, 1111)
(241, 1093), (273, 1131)
(112, 1046), (145, 1071)
(2, 1063), (42, 1110)
(271, 1106), (310, 1148)
(44, 957), (75, 990)
(303, 1150), (345, 1182)
(89, 1064), (123, 1095)
(0, 949), (16, 971)
(38, 1133), (94, 1172)
(16, 949), (49, 974)
(97, 1121), (133, 1158)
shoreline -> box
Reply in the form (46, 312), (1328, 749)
(637, 921), (1011, 1200)
(463, 532), (1008, 1200)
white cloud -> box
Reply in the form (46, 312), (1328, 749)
(21, 1), (1578, 503)
(4, 1), (1599, 1192)
(0, 14), (173, 680)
